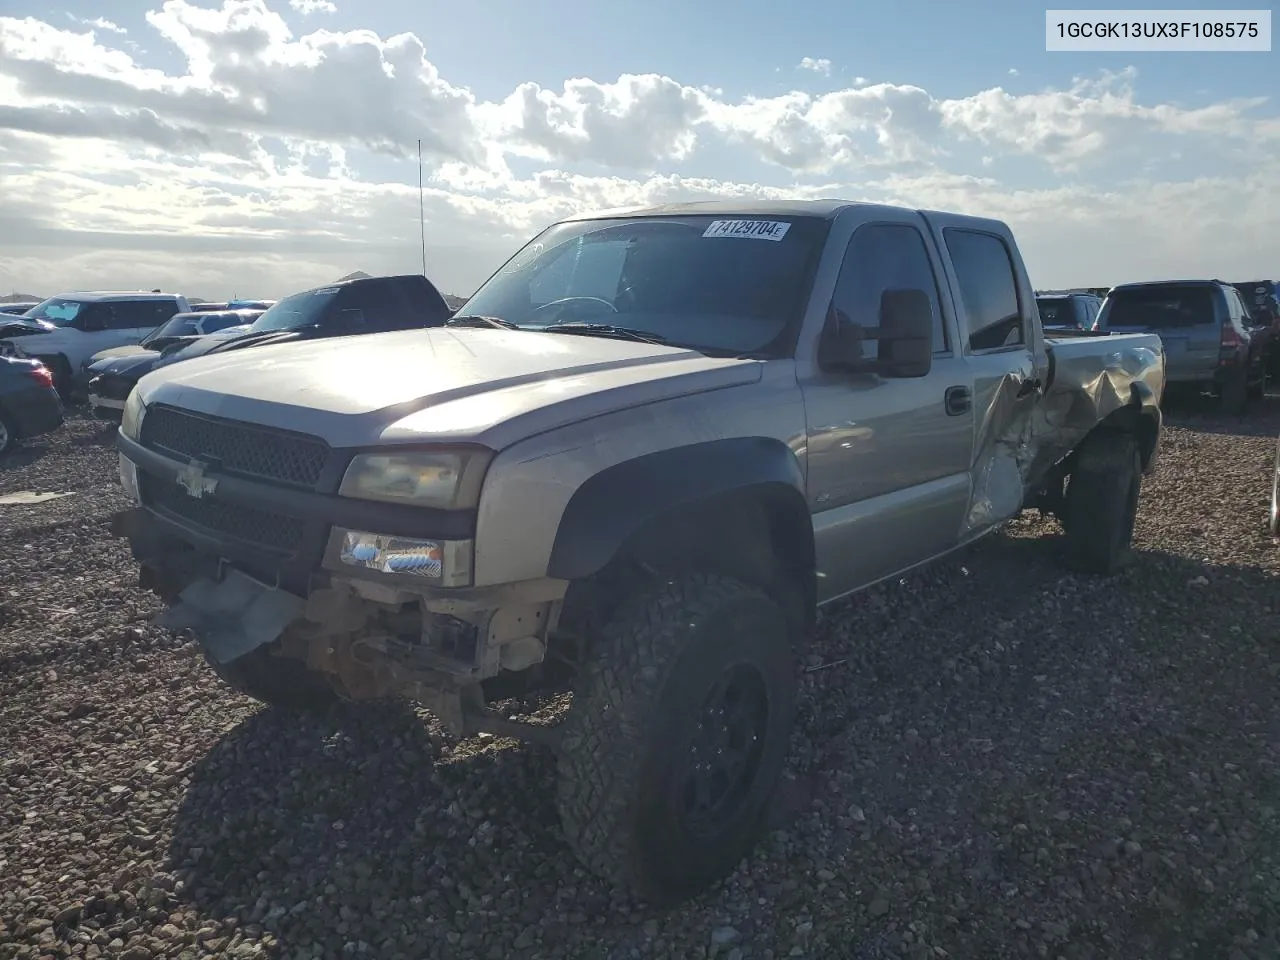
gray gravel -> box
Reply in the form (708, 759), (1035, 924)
(1, 396), (1278, 960)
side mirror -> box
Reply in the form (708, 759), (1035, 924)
(818, 288), (934, 378)
(877, 288), (933, 377)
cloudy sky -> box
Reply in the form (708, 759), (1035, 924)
(0, 0), (1277, 301)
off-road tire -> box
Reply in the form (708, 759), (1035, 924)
(1219, 371), (1248, 415)
(205, 645), (339, 712)
(1062, 431), (1142, 575)
(555, 572), (797, 904)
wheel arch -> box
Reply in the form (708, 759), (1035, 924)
(1082, 379), (1161, 474)
(547, 437), (816, 630)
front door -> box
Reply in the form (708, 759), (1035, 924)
(799, 214), (975, 603)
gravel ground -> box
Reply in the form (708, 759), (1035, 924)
(1, 395), (1278, 960)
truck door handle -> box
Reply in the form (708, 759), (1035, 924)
(944, 385), (971, 416)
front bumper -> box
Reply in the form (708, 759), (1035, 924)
(116, 430), (476, 595)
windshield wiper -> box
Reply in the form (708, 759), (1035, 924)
(540, 323), (669, 345)
(445, 314), (519, 329)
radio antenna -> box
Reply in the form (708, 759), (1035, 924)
(417, 139), (427, 276)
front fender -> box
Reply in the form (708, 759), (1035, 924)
(547, 437), (808, 581)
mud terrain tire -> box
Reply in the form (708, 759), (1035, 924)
(555, 572), (797, 904)
(1062, 431), (1142, 575)
(205, 645), (339, 712)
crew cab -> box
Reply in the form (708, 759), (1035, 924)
(109, 200), (1164, 905)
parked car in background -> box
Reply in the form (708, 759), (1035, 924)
(1095, 279), (1272, 413)
(0, 291), (191, 398)
(190, 299), (276, 312)
(0, 302), (40, 316)
(86, 311), (263, 416)
(147, 274), (453, 367)
(1036, 292), (1104, 331)
(0, 356), (62, 454)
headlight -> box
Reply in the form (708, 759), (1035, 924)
(338, 449), (491, 509)
(120, 388), (146, 440)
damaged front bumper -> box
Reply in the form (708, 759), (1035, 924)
(109, 490), (565, 738)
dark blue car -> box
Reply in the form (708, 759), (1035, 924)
(0, 356), (63, 454)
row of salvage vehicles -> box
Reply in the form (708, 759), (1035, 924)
(47, 201), (1182, 903)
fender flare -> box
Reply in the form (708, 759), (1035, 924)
(546, 437), (811, 582)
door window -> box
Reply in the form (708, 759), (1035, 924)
(827, 222), (949, 360)
(944, 229), (1024, 351)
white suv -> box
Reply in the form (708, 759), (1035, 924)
(8, 291), (191, 396)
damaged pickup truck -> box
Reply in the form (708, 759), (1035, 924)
(109, 200), (1164, 904)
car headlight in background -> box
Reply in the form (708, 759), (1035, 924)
(338, 449), (491, 509)
(120, 388), (146, 440)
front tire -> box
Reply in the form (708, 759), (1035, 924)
(555, 572), (797, 904)
(1062, 431), (1142, 575)
(205, 644), (339, 712)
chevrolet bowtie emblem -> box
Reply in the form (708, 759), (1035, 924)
(176, 460), (218, 499)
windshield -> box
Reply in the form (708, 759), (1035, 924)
(23, 297), (87, 327)
(1036, 298), (1080, 328)
(459, 214), (830, 355)
(1101, 285), (1218, 328)
(142, 311), (248, 346)
(247, 287), (339, 333)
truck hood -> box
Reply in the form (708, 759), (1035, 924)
(136, 327), (762, 449)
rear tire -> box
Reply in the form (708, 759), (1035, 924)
(555, 572), (797, 904)
(205, 644), (339, 712)
(1062, 432), (1142, 575)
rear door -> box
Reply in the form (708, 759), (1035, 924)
(929, 220), (1048, 532)
(1097, 283), (1223, 384)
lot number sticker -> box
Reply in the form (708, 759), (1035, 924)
(702, 219), (792, 241)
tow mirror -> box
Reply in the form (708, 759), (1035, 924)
(818, 288), (933, 378)
(877, 288), (933, 378)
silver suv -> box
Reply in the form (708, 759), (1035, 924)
(1095, 279), (1272, 413)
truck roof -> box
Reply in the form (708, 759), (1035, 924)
(559, 197), (1001, 225)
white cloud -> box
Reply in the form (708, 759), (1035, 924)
(797, 57), (832, 76)
(0, 3), (1277, 299)
(69, 16), (128, 35)
(1008, 68), (1018, 76)
(289, 0), (336, 12)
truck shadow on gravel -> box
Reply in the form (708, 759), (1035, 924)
(165, 531), (1280, 958)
